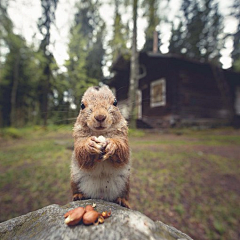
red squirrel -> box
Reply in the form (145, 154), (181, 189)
(71, 85), (131, 208)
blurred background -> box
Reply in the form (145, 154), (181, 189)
(0, 0), (240, 239)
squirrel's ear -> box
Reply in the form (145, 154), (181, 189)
(80, 102), (85, 110)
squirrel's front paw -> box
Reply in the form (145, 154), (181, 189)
(102, 139), (117, 160)
(86, 137), (103, 155)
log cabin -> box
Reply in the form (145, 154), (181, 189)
(109, 52), (240, 128)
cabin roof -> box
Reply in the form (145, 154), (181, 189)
(112, 51), (240, 76)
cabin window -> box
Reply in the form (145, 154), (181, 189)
(150, 78), (166, 107)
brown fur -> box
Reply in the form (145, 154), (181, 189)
(71, 85), (130, 208)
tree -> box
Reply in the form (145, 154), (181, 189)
(231, 0), (240, 71)
(128, 0), (139, 128)
(37, 0), (59, 126)
(0, 31), (40, 127)
(109, 0), (130, 63)
(199, 0), (223, 63)
(0, 1), (41, 127)
(168, 21), (184, 55)
(65, 23), (92, 104)
(142, 0), (160, 51)
(86, 25), (106, 81)
(169, 0), (223, 64)
(65, 0), (105, 110)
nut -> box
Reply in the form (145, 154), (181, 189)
(98, 216), (105, 224)
(82, 210), (99, 225)
(85, 205), (94, 212)
(95, 136), (108, 161)
(97, 136), (107, 149)
(97, 135), (106, 143)
(101, 210), (111, 219)
(64, 205), (111, 227)
(64, 207), (86, 226)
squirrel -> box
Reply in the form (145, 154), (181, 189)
(71, 85), (131, 208)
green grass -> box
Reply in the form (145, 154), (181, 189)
(129, 129), (240, 240)
(0, 126), (72, 220)
(0, 126), (240, 240)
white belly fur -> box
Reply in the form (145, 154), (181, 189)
(71, 153), (130, 201)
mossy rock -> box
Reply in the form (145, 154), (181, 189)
(0, 199), (193, 240)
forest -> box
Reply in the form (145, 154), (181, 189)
(1, 1), (240, 240)
(0, 0), (240, 127)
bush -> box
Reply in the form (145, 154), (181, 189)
(1, 127), (22, 139)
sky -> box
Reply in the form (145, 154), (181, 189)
(7, 0), (238, 73)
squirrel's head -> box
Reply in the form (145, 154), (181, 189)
(75, 85), (126, 134)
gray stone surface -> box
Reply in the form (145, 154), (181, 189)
(0, 199), (193, 240)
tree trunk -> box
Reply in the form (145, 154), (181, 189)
(128, 0), (139, 129)
(10, 52), (20, 127)
(42, 64), (51, 126)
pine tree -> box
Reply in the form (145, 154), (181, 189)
(142, 0), (160, 51)
(128, 0), (139, 128)
(65, 0), (105, 109)
(0, 2), (40, 127)
(168, 21), (184, 55)
(37, 0), (59, 125)
(109, 0), (130, 63)
(231, 0), (240, 71)
(169, 0), (223, 64)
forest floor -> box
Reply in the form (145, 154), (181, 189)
(0, 126), (240, 240)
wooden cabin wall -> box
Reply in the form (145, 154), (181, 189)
(110, 70), (130, 101)
(177, 61), (228, 121)
(110, 53), (240, 127)
(139, 57), (173, 118)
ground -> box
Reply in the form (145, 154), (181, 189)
(0, 126), (239, 240)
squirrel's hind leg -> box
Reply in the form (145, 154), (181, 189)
(115, 197), (131, 209)
(72, 193), (87, 201)
(71, 180), (87, 201)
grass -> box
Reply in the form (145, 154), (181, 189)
(0, 126), (240, 240)
(0, 126), (73, 220)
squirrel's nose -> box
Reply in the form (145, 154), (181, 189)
(94, 114), (106, 122)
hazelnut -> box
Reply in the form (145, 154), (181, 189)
(64, 207), (86, 226)
(98, 216), (105, 224)
(97, 135), (106, 143)
(83, 210), (99, 225)
(101, 210), (111, 219)
(85, 205), (94, 212)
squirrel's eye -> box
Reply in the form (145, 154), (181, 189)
(113, 98), (118, 106)
(80, 102), (85, 110)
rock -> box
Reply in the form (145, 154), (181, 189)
(0, 199), (193, 240)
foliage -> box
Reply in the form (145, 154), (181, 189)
(37, 0), (59, 126)
(0, 5), (40, 127)
(169, 0), (223, 64)
(231, 0), (240, 71)
(0, 0), (238, 128)
(108, 0), (130, 63)
(65, 0), (105, 109)
(142, 0), (160, 51)
(0, 127), (22, 139)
